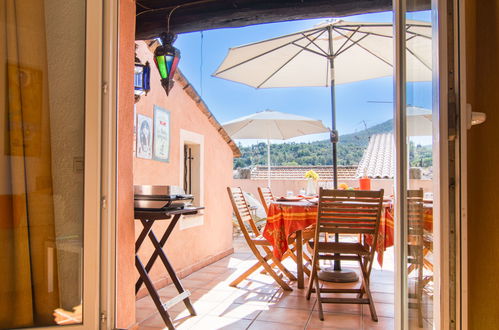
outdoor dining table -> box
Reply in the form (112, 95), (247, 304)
(262, 199), (433, 289)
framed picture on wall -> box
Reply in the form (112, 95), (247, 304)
(136, 114), (153, 159)
(153, 105), (170, 162)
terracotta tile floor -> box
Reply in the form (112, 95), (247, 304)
(136, 237), (432, 329)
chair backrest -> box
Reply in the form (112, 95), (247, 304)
(227, 187), (261, 238)
(407, 189), (424, 242)
(257, 187), (275, 215)
(317, 188), (384, 237)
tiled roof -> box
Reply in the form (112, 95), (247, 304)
(356, 133), (394, 179)
(250, 165), (358, 180)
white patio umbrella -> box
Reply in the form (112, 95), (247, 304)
(222, 110), (330, 187)
(214, 19), (432, 279)
(214, 19), (432, 188)
(407, 106), (432, 136)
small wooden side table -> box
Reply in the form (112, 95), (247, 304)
(135, 207), (204, 330)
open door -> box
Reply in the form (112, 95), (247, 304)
(394, 0), (463, 328)
(0, 0), (104, 328)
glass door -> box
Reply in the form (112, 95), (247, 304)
(0, 0), (102, 328)
(394, 0), (459, 328)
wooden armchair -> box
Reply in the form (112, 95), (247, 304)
(257, 186), (275, 215)
(407, 189), (425, 327)
(307, 188), (384, 322)
(227, 187), (296, 291)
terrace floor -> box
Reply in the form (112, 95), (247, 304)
(136, 237), (432, 329)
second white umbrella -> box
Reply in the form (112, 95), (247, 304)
(223, 110), (330, 187)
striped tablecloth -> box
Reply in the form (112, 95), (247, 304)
(262, 201), (433, 267)
(263, 202), (318, 260)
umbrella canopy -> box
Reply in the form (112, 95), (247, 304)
(407, 106), (432, 136)
(214, 19), (432, 189)
(223, 110), (330, 140)
(214, 20), (432, 88)
(222, 110), (329, 187)
(215, 19), (432, 275)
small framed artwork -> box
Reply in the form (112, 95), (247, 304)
(153, 105), (170, 162)
(136, 114), (153, 159)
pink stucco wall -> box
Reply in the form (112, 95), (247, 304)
(133, 41), (234, 297)
(117, 0), (136, 328)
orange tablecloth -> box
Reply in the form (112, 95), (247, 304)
(262, 201), (433, 267)
(263, 202), (318, 260)
(366, 204), (394, 267)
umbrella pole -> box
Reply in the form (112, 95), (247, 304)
(328, 25), (341, 272)
(330, 81), (342, 273)
(330, 54), (342, 273)
(318, 25), (358, 283)
(267, 139), (271, 188)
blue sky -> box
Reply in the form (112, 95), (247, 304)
(175, 10), (432, 145)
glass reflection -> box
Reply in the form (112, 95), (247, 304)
(0, 0), (85, 328)
(405, 2), (434, 328)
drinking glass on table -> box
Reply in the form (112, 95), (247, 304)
(286, 190), (294, 197)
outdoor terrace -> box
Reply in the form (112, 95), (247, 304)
(135, 236), (433, 330)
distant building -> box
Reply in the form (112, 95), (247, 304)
(248, 165), (358, 180)
(356, 133), (395, 179)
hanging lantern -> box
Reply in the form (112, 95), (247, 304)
(154, 32), (180, 96)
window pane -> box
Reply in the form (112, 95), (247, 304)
(404, 2), (435, 328)
(0, 0), (85, 327)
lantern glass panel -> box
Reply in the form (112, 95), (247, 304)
(171, 55), (180, 78)
(165, 55), (174, 75)
(143, 64), (150, 91)
(155, 55), (168, 79)
(134, 66), (144, 90)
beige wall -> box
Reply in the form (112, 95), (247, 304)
(133, 42), (234, 295)
(465, 0), (499, 328)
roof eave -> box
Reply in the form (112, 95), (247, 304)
(174, 70), (242, 158)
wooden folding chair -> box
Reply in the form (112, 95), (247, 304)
(407, 189), (425, 327)
(257, 186), (314, 277)
(257, 186), (275, 215)
(307, 188), (384, 322)
(227, 187), (296, 291)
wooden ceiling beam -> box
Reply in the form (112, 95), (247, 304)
(136, 0), (430, 40)
(135, 0), (389, 39)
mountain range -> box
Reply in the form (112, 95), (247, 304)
(234, 119), (394, 168)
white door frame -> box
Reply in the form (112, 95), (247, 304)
(76, 0), (107, 327)
(393, 0), (464, 328)
(33, 0), (111, 328)
(86, 0), (109, 328)
(99, 0), (119, 328)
